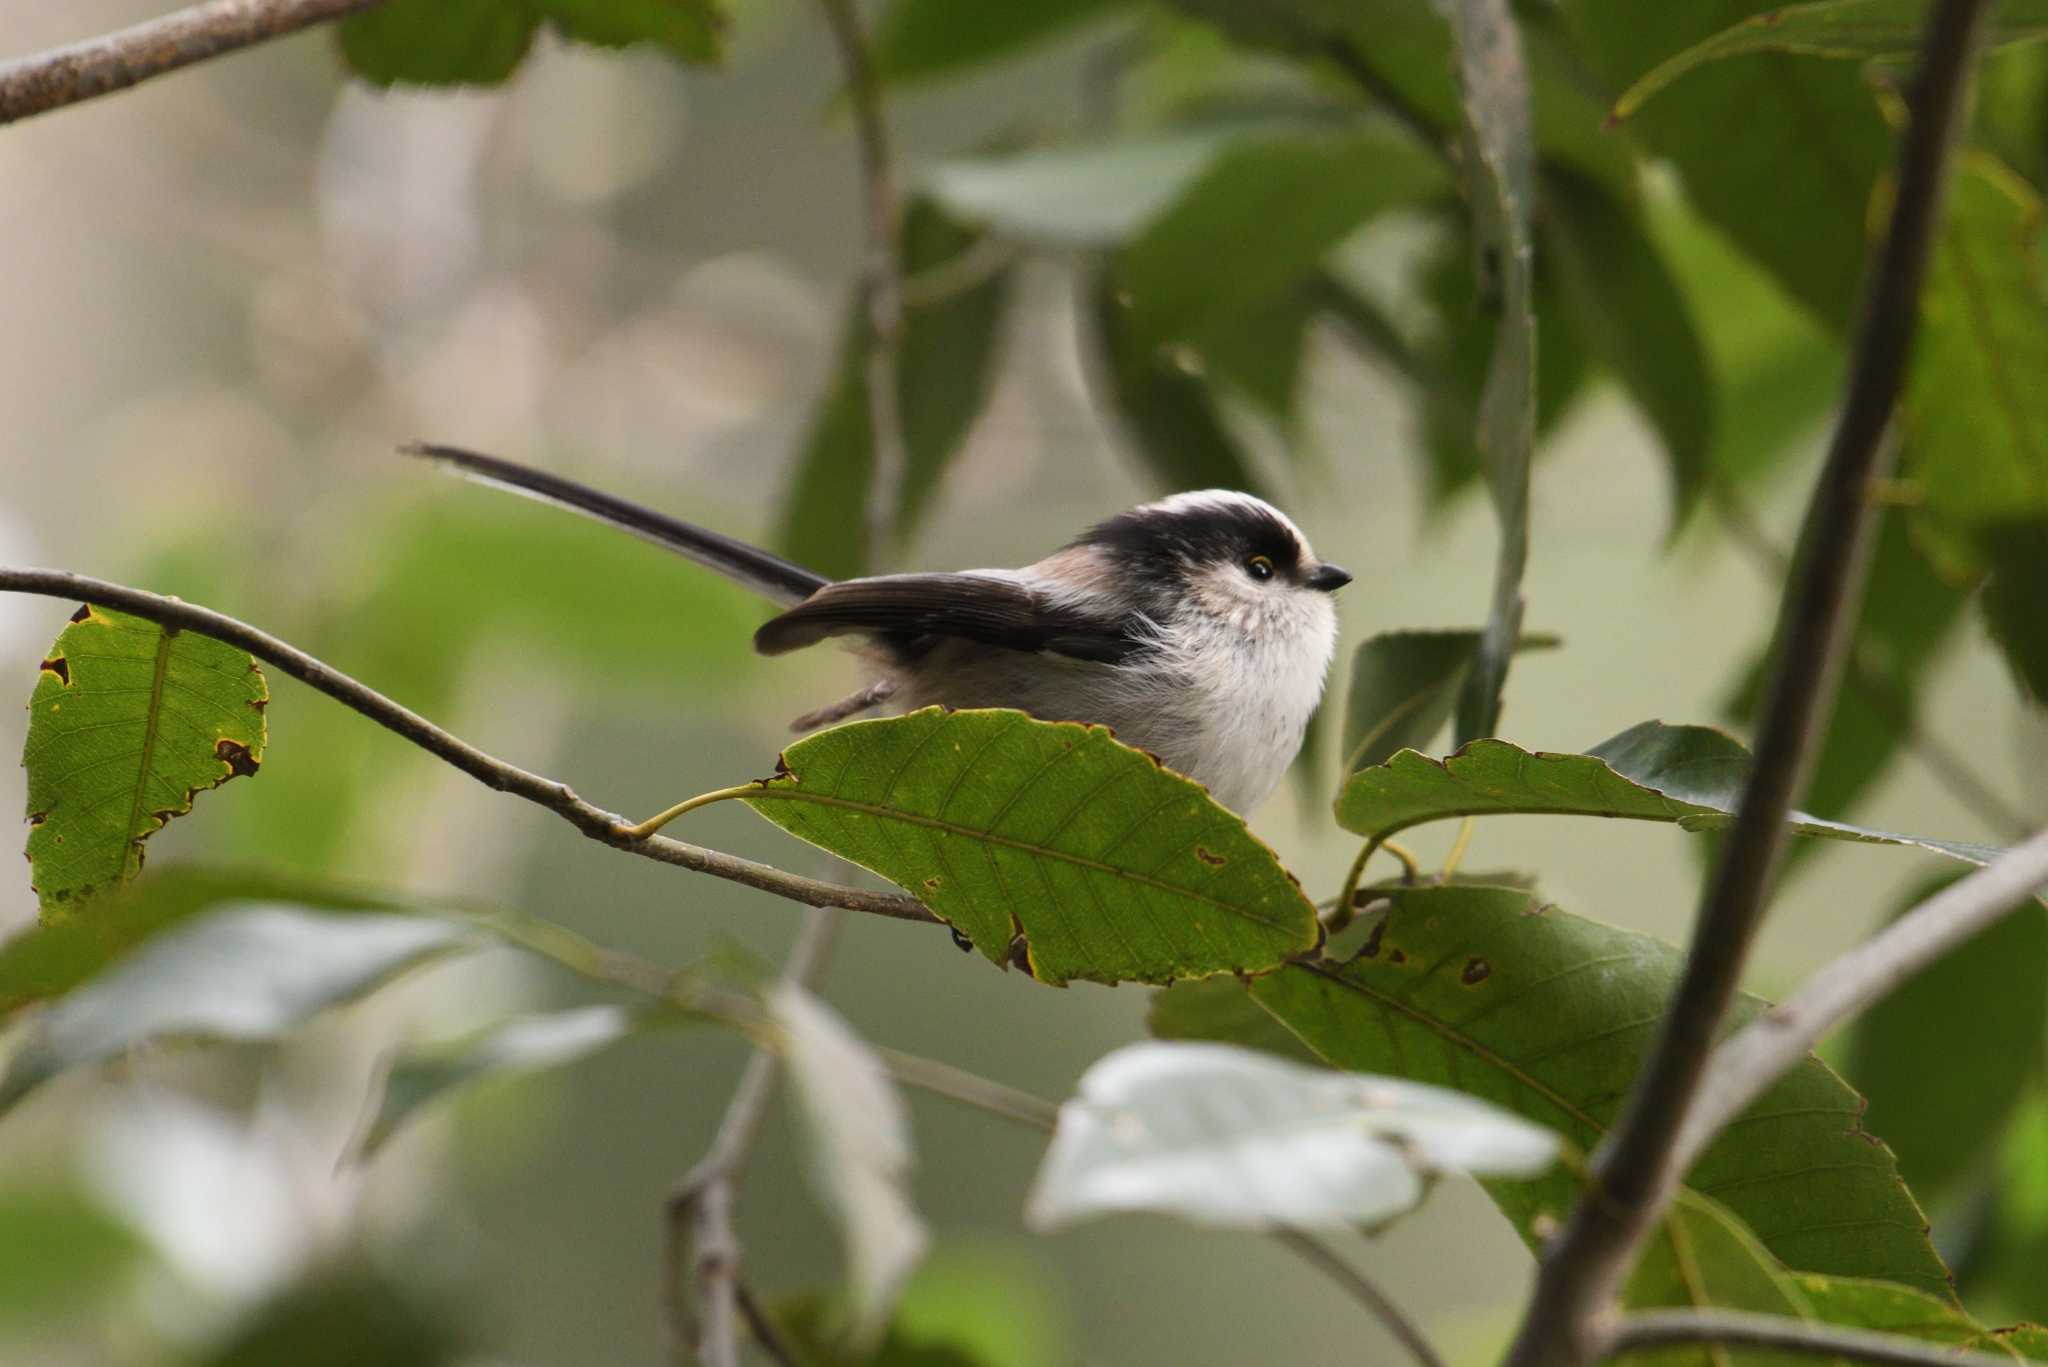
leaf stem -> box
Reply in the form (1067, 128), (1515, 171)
(0, 0), (383, 125)
(1597, 1309), (2019, 1367)
(623, 786), (764, 842)
(1331, 838), (1420, 931)
(1502, 3), (1993, 1360)
(0, 569), (939, 927)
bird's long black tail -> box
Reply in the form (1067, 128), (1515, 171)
(401, 443), (830, 606)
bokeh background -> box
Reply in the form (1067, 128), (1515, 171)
(2, 2), (2043, 1364)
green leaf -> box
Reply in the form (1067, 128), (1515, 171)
(0, 1185), (148, 1330)
(773, 983), (928, 1348)
(1983, 520), (2048, 704)
(1121, 128), (1446, 352)
(872, 0), (1133, 84)
(1567, 0), (1891, 328)
(190, 1262), (461, 1367)
(1847, 872), (2048, 1201)
(1905, 153), (2048, 573)
(1147, 976), (1325, 1066)
(537, 0), (724, 61)
(351, 1004), (646, 1160)
(1339, 629), (1561, 779)
(773, 1244), (1070, 1367)
(1610, 0), (2048, 123)
(1335, 719), (2011, 874)
(922, 116), (1329, 247)
(337, 0), (539, 85)
(1198, 282), (1316, 424)
(1439, 0), (1539, 746)
(737, 709), (1319, 986)
(780, 198), (1016, 578)
(1538, 167), (1715, 524)
(0, 905), (474, 1112)
(1087, 271), (1269, 498)
(1247, 883), (1953, 1297)
(23, 604), (268, 912)
(1024, 1041), (1557, 1231)
(0, 866), (412, 1021)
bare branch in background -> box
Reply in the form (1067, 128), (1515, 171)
(1270, 1228), (1449, 1367)
(1504, 3), (1993, 1361)
(666, 908), (841, 1367)
(1676, 828), (2048, 1167)
(816, 0), (909, 561)
(0, 568), (938, 927)
(0, 0), (383, 126)
(1600, 1310), (2021, 1367)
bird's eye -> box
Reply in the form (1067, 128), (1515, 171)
(1245, 554), (1276, 582)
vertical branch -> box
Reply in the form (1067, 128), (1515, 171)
(1503, 3), (1992, 1362)
(0, 0), (384, 125)
(817, 0), (908, 564)
(665, 907), (842, 1367)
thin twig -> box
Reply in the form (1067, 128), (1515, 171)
(1599, 1309), (2020, 1367)
(734, 1282), (801, 1367)
(666, 908), (842, 1367)
(0, 0), (382, 125)
(0, 568), (938, 927)
(1708, 482), (2034, 841)
(816, 0), (908, 562)
(1270, 1227), (1449, 1367)
(1674, 828), (2048, 1169)
(1502, 4), (1992, 1362)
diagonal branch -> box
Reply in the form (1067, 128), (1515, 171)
(1600, 1309), (2021, 1367)
(1675, 828), (2048, 1169)
(1502, 2), (1992, 1362)
(0, 0), (383, 126)
(0, 567), (937, 926)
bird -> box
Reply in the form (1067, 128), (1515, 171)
(402, 444), (1350, 813)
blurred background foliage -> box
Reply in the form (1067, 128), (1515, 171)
(1, 0), (2046, 1362)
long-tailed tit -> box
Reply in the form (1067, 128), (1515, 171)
(404, 445), (1350, 813)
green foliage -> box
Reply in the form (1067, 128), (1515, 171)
(338, 0), (723, 85)
(1336, 720), (2011, 872)
(738, 710), (1319, 986)
(0, 1184), (146, 1330)
(1610, 0), (2048, 123)
(187, 1262), (462, 1367)
(1847, 873), (2048, 1201)
(23, 605), (267, 912)
(1243, 884), (1952, 1297)
(1339, 629), (1560, 778)
(871, 0), (1132, 85)
(781, 198), (1016, 577)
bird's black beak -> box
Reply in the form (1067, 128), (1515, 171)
(1305, 562), (1353, 593)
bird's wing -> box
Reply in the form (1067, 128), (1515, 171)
(753, 573), (1143, 664)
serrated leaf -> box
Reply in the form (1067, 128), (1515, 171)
(736, 709), (1318, 987)
(1339, 629), (1560, 779)
(23, 605), (267, 912)
(872, 0), (1133, 85)
(1611, 0), (2048, 123)
(0, 905), (474, 1112)
(337, 0), (539, 86)
(780, 198), (1016, 578)
(1336, 719), (2013, 875)
(1905, 153), (2048, 574)
(1024, 1041), (1557, 1231)
(1438, 0), (1538, 747)
(772, 984), (927, 1348)
(1847, 872), (2048, 1201)
(1121, 128), (1446, 352)
(352, 1004), (645, 1160)
(1086, 270), (1268, 498)
(1567, 0), (1891, 329)
(1539, 166), (1715, 524)
(1246, 883), (1953, 1298)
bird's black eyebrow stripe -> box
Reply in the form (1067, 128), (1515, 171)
(1072, 499), (1304, 572)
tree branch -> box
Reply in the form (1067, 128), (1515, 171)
(0, 0), (382, 126)
(0, 568), (938, 926)
(1503, 3), (1991, 1361)
(1270, 1227), (1449, 1367)
(815, 0), (908, 561)
(666, 907), (841, 1367)
(1674, 828), (2048, 1170)
(1600, 1310), (2020, 1367)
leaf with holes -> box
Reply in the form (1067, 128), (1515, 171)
(22, 606), (267, 913)
(736, 709), (1318, 986)
(1336, 719), (2013, 876)
(1609, 0), (2048, 124)
(1245, 883), (1953, 1298)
